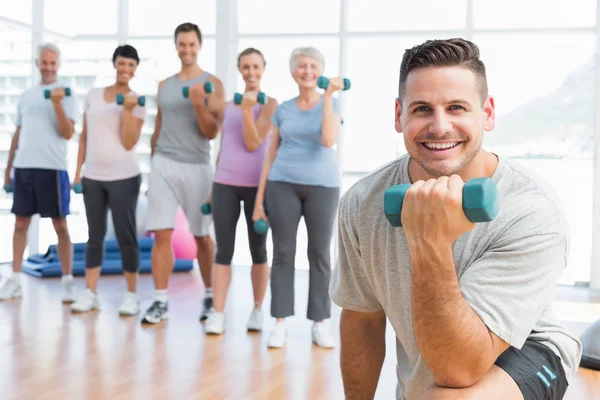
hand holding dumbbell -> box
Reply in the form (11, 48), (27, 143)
(44, 87), (71, 103)
(234, 91), (267, 107)
(3, 183), (13, 194)
(200, 202), (212, 215)
(317, 76), (351, 94)
(182, 82), (214, 105)
(71, 178), (83, 194)
(116, 93), (146, 108)
(384, 176), (499, 229)
(253, 219), (269, 234)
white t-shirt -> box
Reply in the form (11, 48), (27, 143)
(330, 154), (582, 400)
(83, 87), (146, 181)
(14, 82), (78, 171)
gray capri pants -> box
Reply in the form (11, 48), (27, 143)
(82, 175), (141, 273)
(266, 180), (340, 321)
(212, 182), (267, 265)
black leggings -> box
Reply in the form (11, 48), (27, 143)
(82, 175), (141, 273)
(212, 182), (267, 265)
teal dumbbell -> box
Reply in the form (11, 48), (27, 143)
(234, 92), (267, 105)
(116, 94), (146, 107)
(317, 76), (351, 91)
(72, 183), (83, 194)
(200, 202), (212, 215)
(383, 177), (499, 227)
(182, 82), (214, 98)
(44, 87), (71, 99)
(253, 219), (269, 234)
(3, 183), (13, 194)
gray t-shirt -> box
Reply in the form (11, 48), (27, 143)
(13, 82), (78, 171)
(155, 72), (212, 164)
(330, 154), (582, 399)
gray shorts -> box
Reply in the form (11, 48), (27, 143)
(146, 153), (213, 237)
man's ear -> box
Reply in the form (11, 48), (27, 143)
(395, 98), (403, 133)
(483, 95), (496, 132)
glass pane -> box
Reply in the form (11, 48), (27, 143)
(236, 37), (339, 103)
(44, 0), (118, 35)
(128, 0), (216, 36)
(343, 35), (434, 173)
(348, 0), (467, 31)
(239, 0), (340, 34)
(473, 0), (596, 29)
(475, 33), (596, 284)
(0, 1), (32, 24)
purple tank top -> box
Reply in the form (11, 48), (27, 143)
(214, 101), (270, 186)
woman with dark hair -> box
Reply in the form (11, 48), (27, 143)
(204, 48), (278, 335)
(70, 44), (146, 315)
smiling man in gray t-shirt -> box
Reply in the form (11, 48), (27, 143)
(330, 38), (582, 400)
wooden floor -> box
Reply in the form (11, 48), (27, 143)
(1, 264), (599, 400)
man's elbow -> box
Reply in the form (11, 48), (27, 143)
(63, 129), (75, 140)
(322, 139), (336, 148)
(431, 362), (490, 389)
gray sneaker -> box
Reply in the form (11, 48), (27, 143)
(142, 301), (168, 324)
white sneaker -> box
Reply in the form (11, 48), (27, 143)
(61, 276), (76, 303)
(118, 292), (140, 316)
(247, 308), (263, 332)
(70, 289), (101, 313)
(205, 311), (225, 335)
(312, 322), (335, 349)
(267, 322), (287, 348)
(0, 278), (22, 301)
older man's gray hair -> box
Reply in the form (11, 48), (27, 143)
(37, 43), (61, 62)
(289, 47), (325, 73)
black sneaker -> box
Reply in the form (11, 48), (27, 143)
(200, 297), (213, 321)
(141, 301), (168, 324)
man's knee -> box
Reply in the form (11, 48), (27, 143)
(14, 216), (31, 233)
(51, 217), (70, 237)
(153, 230), (173, 247)
(195, 236), (213, 250)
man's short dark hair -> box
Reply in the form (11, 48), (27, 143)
(174, 22), (202, 43)
(112, 44), (139, 65)
(398, 38), (488, 105)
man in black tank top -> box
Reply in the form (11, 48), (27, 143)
(142, 22), (226, 325)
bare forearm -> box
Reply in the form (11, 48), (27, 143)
(6, 132), (19, 174)
(121, 110), (139, 150)
(75, 135), (86, 179)
(53, 103), (74, 139)
(411, 244), (495, 387)
(241, 107), (260, 151)
(321, 95), (339, 148)
(193, 102), (219, 140)
(256, 149), (277, 204)
(340, 311), (386, 399)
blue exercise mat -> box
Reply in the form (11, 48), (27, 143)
(21, 237), (194, 278)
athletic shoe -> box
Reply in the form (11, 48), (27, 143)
(70, 289), (101, 313)
(247, 308), (263, 331)
(267, 322), (287, 348)
(312, 322), (335, 349)
(0, 278), (22, 301)
(205, 311), (225, 335)
(199, 296), (213, 321)
(61, 276), (76, 303)
(118, 292), (140, 316)
(141, 301), (168, 324)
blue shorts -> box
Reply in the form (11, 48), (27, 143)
(11, 168), (70, 218)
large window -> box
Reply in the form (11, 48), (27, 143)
(44, 0), (119, 35)
(128, 0), (216, 36)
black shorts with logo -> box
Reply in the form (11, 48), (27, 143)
(495, 339), (569, 400)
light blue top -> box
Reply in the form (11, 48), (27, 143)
(269, 96), (342, 188)
(13, 82), (78, 171)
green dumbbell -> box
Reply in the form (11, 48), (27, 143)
(116, 93), (146, 106)
(3, 183), (13, 194)
(317, 76), (351, 91)
(253, 219), (269, 234)
(72, 183), (83, 194)
(201, 203), (212, 215)
(383, 177), (499, 227)
(44, 87), (71, 99)
(234, 92), (267, 105)
(182, 82), (214, 99)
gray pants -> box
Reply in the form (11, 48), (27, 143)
(212, 182), (267, 265)
(82, 175), (141, 273)
(266, 181), (339, 321)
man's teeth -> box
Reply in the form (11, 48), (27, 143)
(424, 142), (459, 150)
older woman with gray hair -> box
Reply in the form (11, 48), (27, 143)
(253, 46), (346, 349)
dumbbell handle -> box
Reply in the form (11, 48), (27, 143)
(116, 93), (146, 106)
(3, 183), (13, 194)
(182, 82), (214, 98)
(317, 76), (351, 91)
(383, 177), (499, 227)
(44, 87), (71, 99)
